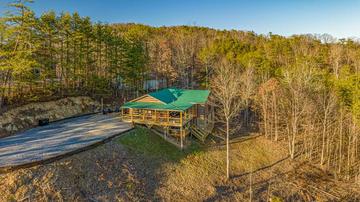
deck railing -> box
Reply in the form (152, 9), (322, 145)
(121, 113), (193, 127)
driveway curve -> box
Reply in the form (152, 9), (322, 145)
(0, 114), (132, 169)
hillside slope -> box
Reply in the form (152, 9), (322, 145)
(0, 128), (359, 201)
(0, 97), (100, 138)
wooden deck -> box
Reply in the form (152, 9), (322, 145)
(121, 104), (214, 148)
(121, 108), (195, 127)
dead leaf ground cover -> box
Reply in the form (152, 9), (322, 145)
(1, 127), (359, 201)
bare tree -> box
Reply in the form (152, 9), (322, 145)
(240, 66), (256, 127)
(329, 44), (343, 79)
(211, 59), (243, 179)
(258, 78), (280, 141)
(280, 65), (314, 159)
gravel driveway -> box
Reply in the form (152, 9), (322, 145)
(0, 114), (132, 168)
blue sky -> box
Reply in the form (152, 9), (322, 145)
(1, 0), (359, 38)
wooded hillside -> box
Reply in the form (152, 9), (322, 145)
(0, 1), (359, 182)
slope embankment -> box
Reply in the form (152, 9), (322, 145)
(0, 96), (100, 138)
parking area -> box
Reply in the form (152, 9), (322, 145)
(0, 114), (132, 169)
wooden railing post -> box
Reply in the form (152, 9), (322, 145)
(167, 110), (170, 126)
(180, 111), (183, 126)
(154, 109), (157, 122)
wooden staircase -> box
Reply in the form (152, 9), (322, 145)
(191, 125), (210, 143)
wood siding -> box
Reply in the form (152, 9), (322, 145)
(132, 95), (163, 103)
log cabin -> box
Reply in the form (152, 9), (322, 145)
(121, 88), (214, 149)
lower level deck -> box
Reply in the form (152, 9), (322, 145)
(121, 105), (214, 148)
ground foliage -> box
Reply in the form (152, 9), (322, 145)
(0, 129), (359, 201)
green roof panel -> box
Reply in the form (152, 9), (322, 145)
(148, 88), (177, 103)
(121, 88), (210, 111)
(121, 101), (193, 111)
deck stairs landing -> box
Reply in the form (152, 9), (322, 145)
(191, 125), (211, 142)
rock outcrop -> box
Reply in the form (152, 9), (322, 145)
(0, 96), (100, 138)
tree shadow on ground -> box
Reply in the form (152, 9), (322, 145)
(204, 160), (297, 202)
(115, 126), (203, 200)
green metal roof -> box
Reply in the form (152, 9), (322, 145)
(121, 88), (210, 111)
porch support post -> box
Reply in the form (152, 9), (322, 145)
(180, 127), (183, 150)
(180, 111), (183, 150)
(184, 110), (187, 124)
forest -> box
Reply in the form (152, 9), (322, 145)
(0, 1), (359, 183)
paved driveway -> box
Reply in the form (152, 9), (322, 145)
(0, 114), (132, 168)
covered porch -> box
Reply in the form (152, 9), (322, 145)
(121, 104), (213, 148)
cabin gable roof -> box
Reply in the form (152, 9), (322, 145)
(122, 88), (210, 111)
(130, 94), (165, 104)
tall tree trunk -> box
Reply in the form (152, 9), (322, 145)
(226, 118), (230, 179)
(272, 92), (279, 141)
(338, 109), (343, 173)
(321, 112), (328, 165)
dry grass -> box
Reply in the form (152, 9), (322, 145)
(0, 140), (153, 201)
(0, 128), (359, 201)
(157, 136), (288, 201)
